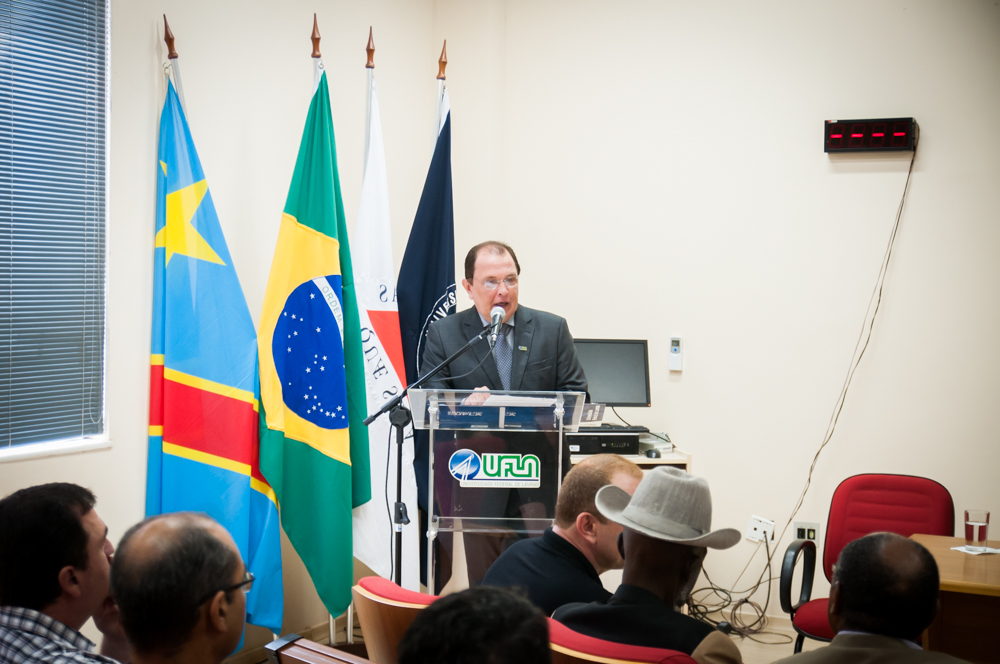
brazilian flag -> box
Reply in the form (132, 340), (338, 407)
(258, 71), (371, 616)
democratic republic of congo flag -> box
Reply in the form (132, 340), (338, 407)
(146, 79), (283, 632)
(258, 68), (371, 617)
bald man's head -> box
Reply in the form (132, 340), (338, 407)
(111, 513), (243, 656)
(831, 532), (939, 641)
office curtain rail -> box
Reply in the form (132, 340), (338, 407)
(0, 0), (109, 448)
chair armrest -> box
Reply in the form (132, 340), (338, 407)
(779, 539), (816, 616)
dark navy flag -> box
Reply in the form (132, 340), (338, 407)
(398, 109), (455, 513)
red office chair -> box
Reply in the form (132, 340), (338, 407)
(548, 619), (697, 664)
(779, 473), (954, 653)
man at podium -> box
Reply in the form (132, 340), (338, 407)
(420, 240), (589, 589)
(422, 240), (588, 397)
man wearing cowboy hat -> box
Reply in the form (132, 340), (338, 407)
(552, 467), (742, 664)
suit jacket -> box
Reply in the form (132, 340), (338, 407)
(772, 633), (970, 664)
(552, 584), (741, 664)
(420, 305), (588, 394)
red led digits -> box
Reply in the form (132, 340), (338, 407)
(825, 118), (914, 152)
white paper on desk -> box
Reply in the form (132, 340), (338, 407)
(482, 395), (556, 407)
(951, 546), (1000, 555)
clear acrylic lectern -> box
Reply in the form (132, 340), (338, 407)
(408, 389), (586, 592)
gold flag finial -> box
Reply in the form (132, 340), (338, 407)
(437, 40), (447, 80)
(163, 15), (178, 59)
(366, 27), (375, 68)
(311, 14), (321, 58)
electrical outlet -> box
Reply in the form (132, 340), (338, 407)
(746, 515), (775, 543)
(794, 521), (821, 541)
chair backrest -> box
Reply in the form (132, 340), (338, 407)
(547, 619), (697, 664)
(351, 577), (440, 664)
(267, 636), (372, 664)
(823, 473), (954, 581)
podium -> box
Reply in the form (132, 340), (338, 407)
(409, 389), (586, 592)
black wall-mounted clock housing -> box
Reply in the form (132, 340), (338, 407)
(825, 118), (916, 153)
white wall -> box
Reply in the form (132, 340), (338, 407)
(1, 0), (998, 645)
(436, 0), (1000, 612)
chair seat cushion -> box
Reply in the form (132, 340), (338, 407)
(548, 618), (696, 663)
(792, 598), (834, 640)
(357, 576), (438, 606)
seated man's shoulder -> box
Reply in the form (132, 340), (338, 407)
(772, 635), (971, 664)
(553, 599), (722, 656)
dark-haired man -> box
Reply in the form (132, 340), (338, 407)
(0, 483), (129, 664)
(421, 240), (587, 399)
(483, 454), (642, 615)
(110, 513), (249, 664)
(398, 586), (550, 664)
(774, 532), (968, 664)
(418, 241), (589, 589)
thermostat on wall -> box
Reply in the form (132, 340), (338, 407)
(669, 337), (683, 372)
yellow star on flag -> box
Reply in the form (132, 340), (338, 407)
(154, 179), (225, 266)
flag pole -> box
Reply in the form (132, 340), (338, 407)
(435, 40), (447, 138)
(309, 13), (341, 642)
(364, 27), (375, 173)
(162, 15), (187, 113)
(311, 14), (324, 94)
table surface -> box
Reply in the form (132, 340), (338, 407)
(570, 448), (690, 466)
(911, 534), (1000, 597)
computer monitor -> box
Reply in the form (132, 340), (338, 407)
(573, 339), (651, 407)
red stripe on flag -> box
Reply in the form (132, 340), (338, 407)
(368, 310), (406, 386)
(162, 379), (268, 485)
(149, 365), (164, 426)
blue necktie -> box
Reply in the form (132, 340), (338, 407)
(495, 324), (512, 391)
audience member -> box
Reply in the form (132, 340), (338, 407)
(110, 513), (249, 664)
(398, 586), (549, 664)
(553, 467), (741, 664)
(482, 454), (643, 614)
(774, 532), (968, 664)
(0, 483), (129, 664)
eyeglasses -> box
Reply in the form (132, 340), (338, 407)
(196, 570), (254, 605)
(477, 277), (518, 291)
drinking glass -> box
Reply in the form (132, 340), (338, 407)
(965, 509), (990, 552)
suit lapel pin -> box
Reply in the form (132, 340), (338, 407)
(518, 346), (528, 351)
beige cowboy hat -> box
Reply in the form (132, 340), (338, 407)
(595, 466), (741, 549)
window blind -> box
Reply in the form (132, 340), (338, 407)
(0, 0), (108, 448)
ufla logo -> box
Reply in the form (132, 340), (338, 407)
(447, 448), (541, 488)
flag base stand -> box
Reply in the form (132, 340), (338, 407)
(363, 322), (494, 587)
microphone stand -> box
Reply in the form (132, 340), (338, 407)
(362, 323), (493, 585)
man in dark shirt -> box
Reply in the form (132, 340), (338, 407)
(553, 467), (743, 664)
(482, 454), (642, 615)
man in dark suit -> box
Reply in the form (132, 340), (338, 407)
(421, 240), (587, 397)
(773, 532), (969, 664)
(419, 241), (588, 589)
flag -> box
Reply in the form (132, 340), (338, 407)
(147, 79), (283, 632)
(350, 73), (420, 590)
(258, 69), (371, 617)
(398, 89), (455, 511)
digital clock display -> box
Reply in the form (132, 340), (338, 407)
(825, 117), (915, 153)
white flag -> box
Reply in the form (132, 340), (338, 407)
(351, 72), (419, 590)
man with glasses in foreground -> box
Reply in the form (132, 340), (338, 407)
(110, 513), (250, 664)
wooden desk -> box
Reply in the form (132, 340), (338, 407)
(571, 448), (690, 473)
(911, 534), (1000, 662)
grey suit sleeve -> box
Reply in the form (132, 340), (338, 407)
(555, 317), (588, 395)
(419, 320), (451, 390)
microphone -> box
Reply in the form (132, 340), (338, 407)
(489, 306), (505, 348)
